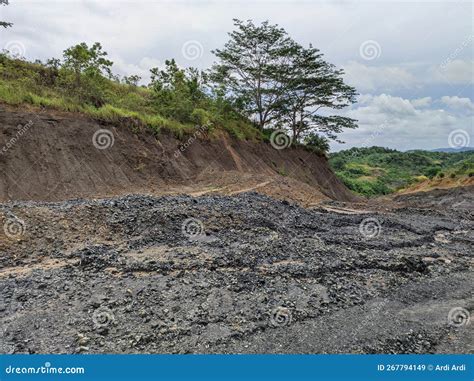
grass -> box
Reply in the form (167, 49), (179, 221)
(0, 54), (261, 141)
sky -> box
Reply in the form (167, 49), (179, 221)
(1, 0), (473, 151)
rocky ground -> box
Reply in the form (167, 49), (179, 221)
(0, 189), (472, 354)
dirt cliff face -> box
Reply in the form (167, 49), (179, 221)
(0, 105), (355, 203)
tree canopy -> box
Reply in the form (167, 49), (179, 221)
(1, 1), (12, 28)
(63, 42), (113, 86)
(211, 19), (358, 144)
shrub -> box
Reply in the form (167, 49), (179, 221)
(191, 108), (212, 127)
(303, 133), (330, 154)
(424, 166), (441, 179)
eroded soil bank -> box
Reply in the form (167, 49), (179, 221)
(0, 105), (354, 204)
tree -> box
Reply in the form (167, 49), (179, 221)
(304, 132), (330, 154)
(212, 19), (358, 144)
(279, 44), (357, 143)
(122, 74), (141, 86)
(149, 59), (206, 122)
(211, 19), (299, 130)
(1, 1), (12, 28)
(62, 42), (113, 87)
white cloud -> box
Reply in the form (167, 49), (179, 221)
(343, 59), (473, 94)
(440, 96), (474, 111)
(348, 94), (417, 120)
(332, 94), (473, 151)
(411, 97), (432, 108)
(111, 56), (163, 84)
(432, 59), (474, 85)
(343, 61), (417, 92)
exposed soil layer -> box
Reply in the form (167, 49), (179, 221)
(1, 189), (472, 354)
(0, 105), (355, 204)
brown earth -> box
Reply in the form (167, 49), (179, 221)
(396, 176), (474, 195)
(0, 104), (356, 205)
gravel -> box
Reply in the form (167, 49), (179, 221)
(0, 192), (472, 354)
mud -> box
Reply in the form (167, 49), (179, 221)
(0, 190), (472, 354)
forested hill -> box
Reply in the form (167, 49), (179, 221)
(329, 147), (474, 196)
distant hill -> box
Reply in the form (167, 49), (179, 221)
(430, 147), (474, 153)
(329, 146), (474, 197)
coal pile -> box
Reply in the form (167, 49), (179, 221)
(1, 192), (472, 354)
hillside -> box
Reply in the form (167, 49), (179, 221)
(329, 147), (474, 197)
(0, 44), (361, 205)
(0, 53), (260, 141)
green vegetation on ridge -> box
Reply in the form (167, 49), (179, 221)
(329, 147), (474, 197)
(0, 49), (259, 140)
(0, 19), (357, 149)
